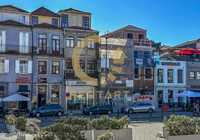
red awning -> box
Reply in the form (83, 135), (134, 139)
(175, 48), (197, 55)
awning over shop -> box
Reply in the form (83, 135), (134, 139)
(3, 94), (30, 102)
(176, 91), (200, 98)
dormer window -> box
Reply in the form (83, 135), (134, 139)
(32, 16), (38, 25)
(127, 33), (133, 39)
(82, 16), (90, 29)
(52, 18), (58, 27)
(61, 15), (68, 28)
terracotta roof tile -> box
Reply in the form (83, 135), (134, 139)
(0, 5), (29, 13)
(58, 8), (91, 15)
(31, 7), (59, 17)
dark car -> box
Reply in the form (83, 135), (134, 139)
(83, 105), (113, 115)
(31, 104), (64, 117)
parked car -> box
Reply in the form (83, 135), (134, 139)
(83, 105), (113, 115)
(124, 102), (155, 114)
(31, 104), (64, 117)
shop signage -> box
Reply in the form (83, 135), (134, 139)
(134, 95), (153, 101)
(16, 76), (31, 83)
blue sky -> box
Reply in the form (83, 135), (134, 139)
(0, 0), (199, 46)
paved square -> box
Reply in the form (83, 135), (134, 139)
(129, 122), (164, 140)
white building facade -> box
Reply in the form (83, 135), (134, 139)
(155, 60), (187, 107)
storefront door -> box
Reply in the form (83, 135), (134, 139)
(38, 85), (47, 107)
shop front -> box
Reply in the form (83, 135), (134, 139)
(65, 84), (95, 112)
(155, 87), (186, 108)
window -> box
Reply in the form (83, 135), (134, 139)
(32, 16), (38, 25)
(65, 60), (73, 71)
(0, 60), (5, 73)
(134, 68), (140, 79)
(197, 72), (200, 80)
(139, 34), (144, 40)
(82, 16), (90, 29)
(189, 72), (195, 80)
(38, 34), (47, 53)
(20, 16), (26, 24)
(19, 60), (28, 74)
(19, 32), (29, 53)
(52, 18), (58, 27)
(0, 59), (9, 73)
(127, 33), (133, 39)
(87, 62), (96, 73)
(77, 39), (84, 48)
(61, 15), (68, 28)
(157, 90), (163, 107)
(167, 69), (174, 83)
(51, 85), (59, 104)
(88, 39), (95, 48)
(52, 61), (60, 74)
(168, 90), (173, 106)
(0, 31), (6, 52)
(157, 69), (163, 83)
(18, 85), (29, 92)
(145, 68), (152, 79)
(52, 35), (60, 52)
(0, 86), (5, 97)
(38, 61), (47, 74)
(177, 69), (183, 83)
(65, 38), (74, 48)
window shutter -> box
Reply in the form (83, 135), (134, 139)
(19, 32), (23, 52)
(4, 59), (9, 73)
(28, 60), (32, 73)
(25, 33), (29, 52)
(2, 31), (6, 51)
(15, 60), (19, 73)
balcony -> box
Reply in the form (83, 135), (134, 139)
(100, 38), (152, 48)
(0, 44), (32, 55)
(33, 47), (64, 57)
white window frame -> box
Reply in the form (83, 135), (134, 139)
(16, 60), (31, 74)
(0, 59), (9, 73)
(0, 31), (6, 52)
(197, 72), (200, 80)
(77, 38), (84, 48)
(19, 32), (29, 53)
(65, 38), (74, 48)
(88, 39), (95, 48)
(52, 35), (60, 52)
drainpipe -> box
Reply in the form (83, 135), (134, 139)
(30, 26), (34, 111)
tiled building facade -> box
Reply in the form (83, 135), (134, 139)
(0, 5), (98, 111)
(0, 5), (162, 111)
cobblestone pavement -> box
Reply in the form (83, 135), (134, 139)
(129, 122), (164, 140)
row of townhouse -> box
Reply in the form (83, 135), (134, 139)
(1, 5), (199, 111)
(0, 5), (155, 111)
(0, 5), (98, 111)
